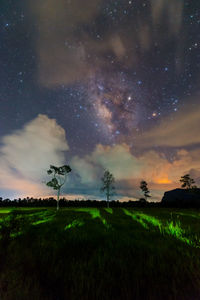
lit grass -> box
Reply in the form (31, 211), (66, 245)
(64, 219), (84, 230)
(75, 208), (110, 228)
(0, 209), (12, 214)
(104, 208), (113, 214)
(124, 208), (200, 248)
(0, 207), (200, 299)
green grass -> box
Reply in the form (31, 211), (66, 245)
(0, 208), (13, 214)
(0, 207), (200, 300)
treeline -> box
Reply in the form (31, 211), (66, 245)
(1, 197), (200, 208)
(0, 197), (161, 208)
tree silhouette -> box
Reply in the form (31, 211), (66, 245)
(140, 180), (151, 201)
(180, 174), (195, 189)
(100, 170), (115, 208)
(46, 165), (72, 210)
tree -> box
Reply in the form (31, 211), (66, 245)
(100, 170), (115, 208)
(180, 174), (195, 189)
(46, 165), (72, 210)
(140, 180), (151, 201)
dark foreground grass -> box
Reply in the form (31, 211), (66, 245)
(0, 207), (200, 300)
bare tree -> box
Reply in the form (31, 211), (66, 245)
(46, 165), (72, 210)
(100, 170), (115, 208)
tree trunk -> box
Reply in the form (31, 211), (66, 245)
(107, 190), (109, 208)
(57, 189), (60, 211)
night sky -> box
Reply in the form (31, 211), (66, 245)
(0, 0), (200, 201)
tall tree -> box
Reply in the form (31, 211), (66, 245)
(140, 180), (151, 201)
(100, 170), (115, 208)
(180, 174), (195, 189)
(46, 165), (72, 210)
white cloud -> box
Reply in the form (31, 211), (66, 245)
(0, 114), (69, 198)
(71, 143), (142, 184)
(71, 156), (98, 185)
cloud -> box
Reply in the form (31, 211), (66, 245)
(1, 114), (200, 201)
(70, 143), (144, 199)
(151, 0), (183, 35)
(71, 144), (142, 183)
(29, 0), (185, 87)
(71, 143), (200, 201)
(0, 114), (69, 198)
(71, 143), (174, 187)
(136, 103), (200, 148)
(71, 156), (98, 185)
(110, 35), (126, 58)
(30, 0), (102, 86)
(70, 143), (168, 200)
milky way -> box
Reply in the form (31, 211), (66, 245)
(0, 0), (200, 199)
(86, 71), (144, 139)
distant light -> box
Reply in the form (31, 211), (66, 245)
(152, 112), (157, 117)
(156, 178), (172, 184)
(128, 96), (132, 101)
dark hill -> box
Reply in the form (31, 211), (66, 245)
(162, 188), (200, 207)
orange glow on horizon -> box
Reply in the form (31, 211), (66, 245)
(156, 178), (172, 184)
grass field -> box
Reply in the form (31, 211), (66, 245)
(0, 207), (200, 300)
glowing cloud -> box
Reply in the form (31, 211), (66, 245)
(0, 114), (69, 198)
